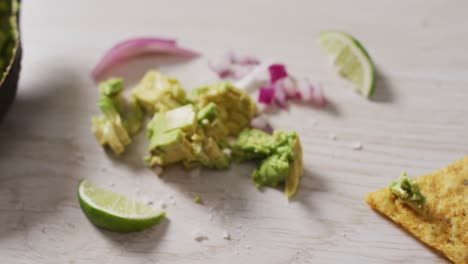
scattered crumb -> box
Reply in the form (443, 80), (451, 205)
(108, 183), (115, 188)
(329, 134), (337, 140)
(464, 179), (468, 186)
(153, 166), (163, 175)
(192, 229), (208, 242)
(222, 148), (232, 156)
(158, 200), (167, 209)
(351, 142), (363, 150)
(244, 245), (251, 249)
(194, 195), (202, 204)
(209, 214), (214, 222)
(190, 168), (201, 178)
(295, 250), (300, 254)
(167, 194), (174, 200)
(234, 251), (239, 255)
(201, 119), (209, 125)
(222, 230), (231, 240)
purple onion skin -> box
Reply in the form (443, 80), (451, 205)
(0, 3), (21, 123)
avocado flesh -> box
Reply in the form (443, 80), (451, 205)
(92, 78), (145, 154)
(146, 103), (233, 169)
(234, 128), (304, 198)
(92, 93), (132, 154)
(192, 82), (257, 140)
(131, 70), (187, 114)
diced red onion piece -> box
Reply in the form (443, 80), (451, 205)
(250, 116), (273, 134)
(297, 79), (327, 108)
(268, 64), (288, 83)
(274, 83), (288, 109)
(274, 77), (299, 99)
(231, 54), (260, 66)
(258, 86), (276, 104)
(207, 54), (234, 79)
(310, 82), (327, 107)
(92, 37), (199, 81)
(232, 65), (256, 80)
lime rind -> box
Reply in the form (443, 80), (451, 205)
(319, 31), (375, 98)
(78, 179), (165, 233)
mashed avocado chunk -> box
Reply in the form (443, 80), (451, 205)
(145, 104), (230, 169)
(92, 78), (144, 154)
(234, 128), (304, 198)
(131, 71), (187, 114)
(192, 82), (257, 140)
(92, 96), (131, 154)
(389, 172), (426, 211)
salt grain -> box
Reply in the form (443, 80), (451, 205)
(192, 230), (208, 242)
(222, 230), (231, 240)
(351, 142), (363, 150)
(158, 200), (167, 209)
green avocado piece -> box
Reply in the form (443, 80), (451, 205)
(235, 128), (304, 198)
(284, 137), (303, 198)
(148, 129), (193, 166)
(389, 172), (426, 212)
(192, 82), (257, 140)
(146, 105), (198, 167)
(92, 97), (131, 154)
(186, 137), (230, 170)
(122, 96), (144, 136)
(233, 129), (276, 161)
(92, 79), (145, 154)
(99, 78), (123, 97)
(131, 70), (187, 114)
(253, 153), (290, 188)
(147, 104), (197, 139)
(197, 102), (218, 123)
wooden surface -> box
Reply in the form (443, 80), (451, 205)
(1, 0), (467, 263)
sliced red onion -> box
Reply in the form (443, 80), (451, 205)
(258, 86), (276, 104)
(250, 116), (273, 134)
(268, 64), (288, 83)
(92, 37), (199, 81)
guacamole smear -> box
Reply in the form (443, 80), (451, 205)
(389, 172), (426, 212)
(234, 129), (304, 198)
(0, 0), (19, 82)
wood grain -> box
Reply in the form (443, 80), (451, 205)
(0, 0), (467, 263)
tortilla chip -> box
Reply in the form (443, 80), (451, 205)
(366, 157), (468, 264)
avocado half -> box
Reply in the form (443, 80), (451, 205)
(0, 0), (21, 122)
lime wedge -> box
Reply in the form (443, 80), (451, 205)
(319, 31), (375, 97)
(78, 179), (165, 233)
